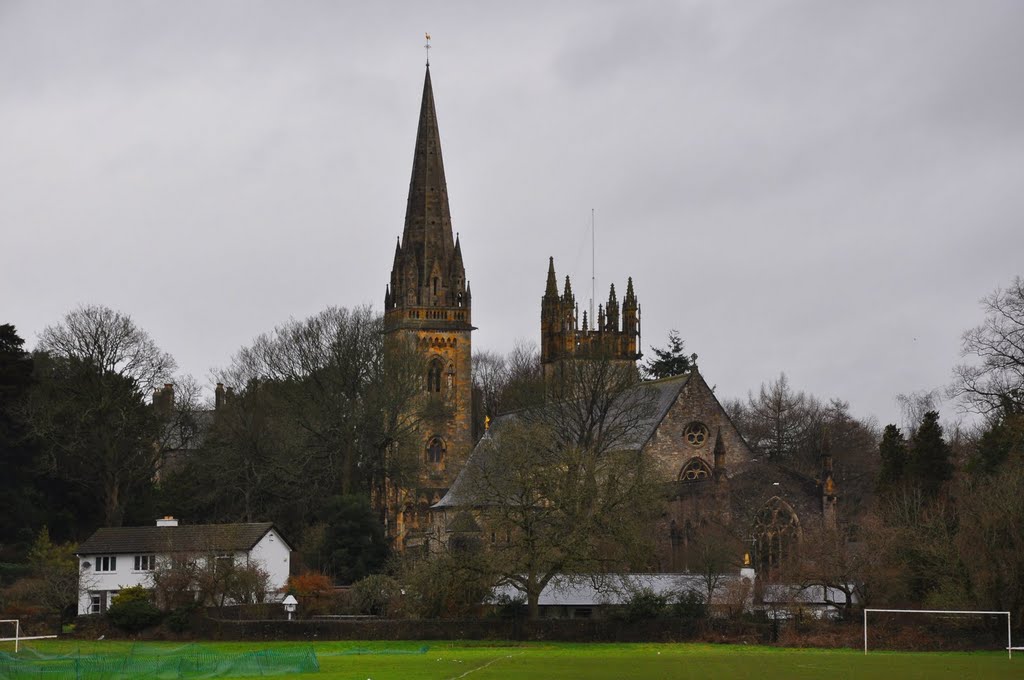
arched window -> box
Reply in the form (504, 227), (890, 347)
(752, 497), (801, 573)
(427, 357), (443, 393)
(426, 437), (446, 464)
(679, 457), (712, 482)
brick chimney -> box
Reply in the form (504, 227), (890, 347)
(152, 383), (175, 417)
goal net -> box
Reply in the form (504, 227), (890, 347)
(863, 609), (1015, 658)
(0, 621), (17, 654)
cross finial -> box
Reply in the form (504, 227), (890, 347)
(424, 32), (431, 66)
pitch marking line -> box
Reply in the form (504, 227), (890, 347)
(446, 651), (524, 680)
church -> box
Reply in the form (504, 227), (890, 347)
(380, 63), (837, 572)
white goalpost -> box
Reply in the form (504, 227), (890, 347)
(0, 619), (58, 653)
(863, 608), (1016, 659)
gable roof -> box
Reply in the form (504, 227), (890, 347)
(77, 522), (289, 555)
(435, 373), (692, 509)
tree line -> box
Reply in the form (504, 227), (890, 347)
(1, 275), (1022, 625)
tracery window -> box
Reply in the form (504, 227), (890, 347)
(752, 497), (801, 572)
(426, 437), (446, 464)
(684, 421), (709, 447)
(427, 357), (443, 393)
(679, 457), (712, 482)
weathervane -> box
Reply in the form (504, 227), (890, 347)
(424, 32), (431, 66)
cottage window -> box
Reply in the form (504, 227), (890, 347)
(214, 555), (234, 574)
(89, 593), (102, 614)
(134, 555), (156, 571)
(95, 556), (117, 573)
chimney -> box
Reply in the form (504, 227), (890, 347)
(156, 516), (179, 527)
(215, 383), (225, 410)
(153, 383), (175, 416)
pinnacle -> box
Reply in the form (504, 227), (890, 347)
(545, 257), (559, 297)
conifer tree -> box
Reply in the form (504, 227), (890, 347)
(971, 399), (1024, 475)
(877, 423), (908, 491)
(643, 330), (695, 380)
(908, 411), (954, 497)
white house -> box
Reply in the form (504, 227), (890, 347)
(76, 517), (292, 615)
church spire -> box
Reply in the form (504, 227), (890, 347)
(401, 65), (456, 293)
(387, 65), (467, 313)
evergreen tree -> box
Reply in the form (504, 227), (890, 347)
(970, 398), (1024, 475)
(908, 411), (954, 497)
(0, 324), (44, 547)
(877, 423), (908, 491)
(642, 330), (695, 380)
(323, 494), (389, 584)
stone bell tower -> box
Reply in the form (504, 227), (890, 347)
(382, 64), (474, 547)
(540, 257), (641, 386)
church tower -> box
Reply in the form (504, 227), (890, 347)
(540, 257), (641, 385)
(383, 65), (474, 545)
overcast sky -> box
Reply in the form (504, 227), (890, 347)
(2, 1), (1022, 427)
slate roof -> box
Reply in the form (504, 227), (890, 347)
(434, 373), (691, 509)
(489, 573), (741, 607)
(78, 522), (287, 555)
(489, 573), (852, 608)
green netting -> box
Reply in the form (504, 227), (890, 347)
(0, 643), (318, 679)
(325, 646), (429, 656)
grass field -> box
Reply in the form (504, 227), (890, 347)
(4, 640), (1022, 680)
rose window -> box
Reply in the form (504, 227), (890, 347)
(684, 422), (709, 447)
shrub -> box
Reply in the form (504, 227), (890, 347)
(351, 574), (402, 617)
(622, 588), (668, 622)
(166, 602), (200, 633)
(106, 586), (162, 632)
(286, 571), (335, 616)
(670, 590), (707, 619)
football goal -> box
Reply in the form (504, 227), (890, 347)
(863, 608), (1015, 659)
(0, 619), (57, 653)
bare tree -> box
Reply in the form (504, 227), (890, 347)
(26, 354), (161, 526)
(953, 461), (1024, 626)
(37, 304), (176, 394)
(951, 276), (1024, 415)
(895, 388), (943, 433)
(215, 306), (424, 497)
(742, 373), (819, 461)
(460, 357), (661, 619)
(691, 523), (742, 606)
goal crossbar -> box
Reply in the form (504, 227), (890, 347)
(863, 608), (1014, 659)
(0, 619), (57, 653)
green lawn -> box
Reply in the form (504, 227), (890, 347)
(5, 640), (1022, 680)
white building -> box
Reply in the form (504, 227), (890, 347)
(76, 517), (292, 615)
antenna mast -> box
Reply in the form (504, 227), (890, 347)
(590, 208), (596, 326)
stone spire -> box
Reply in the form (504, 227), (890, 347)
(544, 257), (559, 299)
(389, 65), (465, 309)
